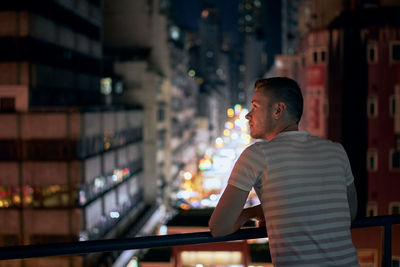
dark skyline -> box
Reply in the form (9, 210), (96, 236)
(171, 0), (240, 44)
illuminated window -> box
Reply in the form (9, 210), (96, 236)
(367, 96), (378, 118)
(367, 149), (378, 171)
(367, 42), (378, 64)
(389, 202), (400, 215)
(366, 202), (377, 217)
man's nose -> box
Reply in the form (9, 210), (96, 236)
(245, 111), (251, 120)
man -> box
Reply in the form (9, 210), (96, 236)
(209, 77), (360, 266)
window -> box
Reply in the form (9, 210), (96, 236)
(0, 97), (15, 112)
(390, 95), (396, 117)
(389, 202), (400, 215)
(313, 51), (318, 64)
(366, 202), (377, 217)
(157, 107), (165, 122)
(367, 149), (378, 171)
(393, 256), (400, 267)
(367, 96), (378, 117)
(320, 51), (326, 63)
(391, 42), (400, 62)
(311, 48), (327, 65)
(157, 130), (166, 149)
(389, 149), (400, 170)
(367, 42), (378, 64)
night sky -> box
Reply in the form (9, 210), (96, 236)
(171, 0), (239, 43)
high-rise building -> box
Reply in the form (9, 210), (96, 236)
(328, 5), (400, 265)
(0, 1), (169, 266)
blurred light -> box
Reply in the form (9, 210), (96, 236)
(123, 168), (130, 177)
(199, 158), (212, 170)
(94, 177), (105, 189)
(215, 137), (224, 147)
(79, 231), (89, 242)
(181, 251), (243, 265)
(276, 59), (283, 68)
(196, 77), (204, 84)
(227, 108), (234, 117)
(231, 132), (239, 140)
(79, 190), (86, 205)
(188, 69), (196, 77)
(159, 225), (168, 235)
(225, 121), (234, 129)
(201, 199), (211, 206)
(170, 26), (180, 40)
(110, 211), (120, 219)
(205, 148), (214, 157)
(114, 81), (123, 94)
(13, 194), (21, 204)
(100, 78), (112, 95)
(180, 203), (191, 210)
(240, 108), (249, 119)
(223, 129), (230, 136)
(203, 178), (222, 190)
(234, 104), (242, 115)
(201, 10), (209, 18)
(177, 190), (198, 199)
(126, 257), (139, 267)
(210, 194), (218, 201)
(235, 119), (243, 128)
(183, 171), (192, 180)
(104, 142), (111, 150)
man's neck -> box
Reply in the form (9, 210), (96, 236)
(264, 123), (298, 141)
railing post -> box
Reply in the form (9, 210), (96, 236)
(382, 223), (392, 267)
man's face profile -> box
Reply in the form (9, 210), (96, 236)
(245, 88), (276, 140)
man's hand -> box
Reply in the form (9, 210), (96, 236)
(240, 205), (265, 227)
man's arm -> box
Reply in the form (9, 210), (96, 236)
(209, 184), (264, 236)
(347, 181), (358, 221)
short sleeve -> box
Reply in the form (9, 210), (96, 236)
(228, 143), (265, 191)
(337, 143), (354, 186)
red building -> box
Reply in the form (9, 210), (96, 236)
(296, 29), (330, 139)
(328, 6), (400, 266)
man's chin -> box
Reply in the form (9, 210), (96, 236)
(249, 132), (259, 139)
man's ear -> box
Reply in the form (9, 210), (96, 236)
(273, 102), (285, 119)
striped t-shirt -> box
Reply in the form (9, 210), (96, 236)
(228, 131), (360, 267)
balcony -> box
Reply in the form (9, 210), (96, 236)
(0, 214), (399, 267)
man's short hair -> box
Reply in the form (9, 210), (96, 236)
(254, 77), (303, 124)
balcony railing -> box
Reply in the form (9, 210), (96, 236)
(0, 214), (399, 267)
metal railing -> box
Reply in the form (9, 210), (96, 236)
(0, 214), (399, 267)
